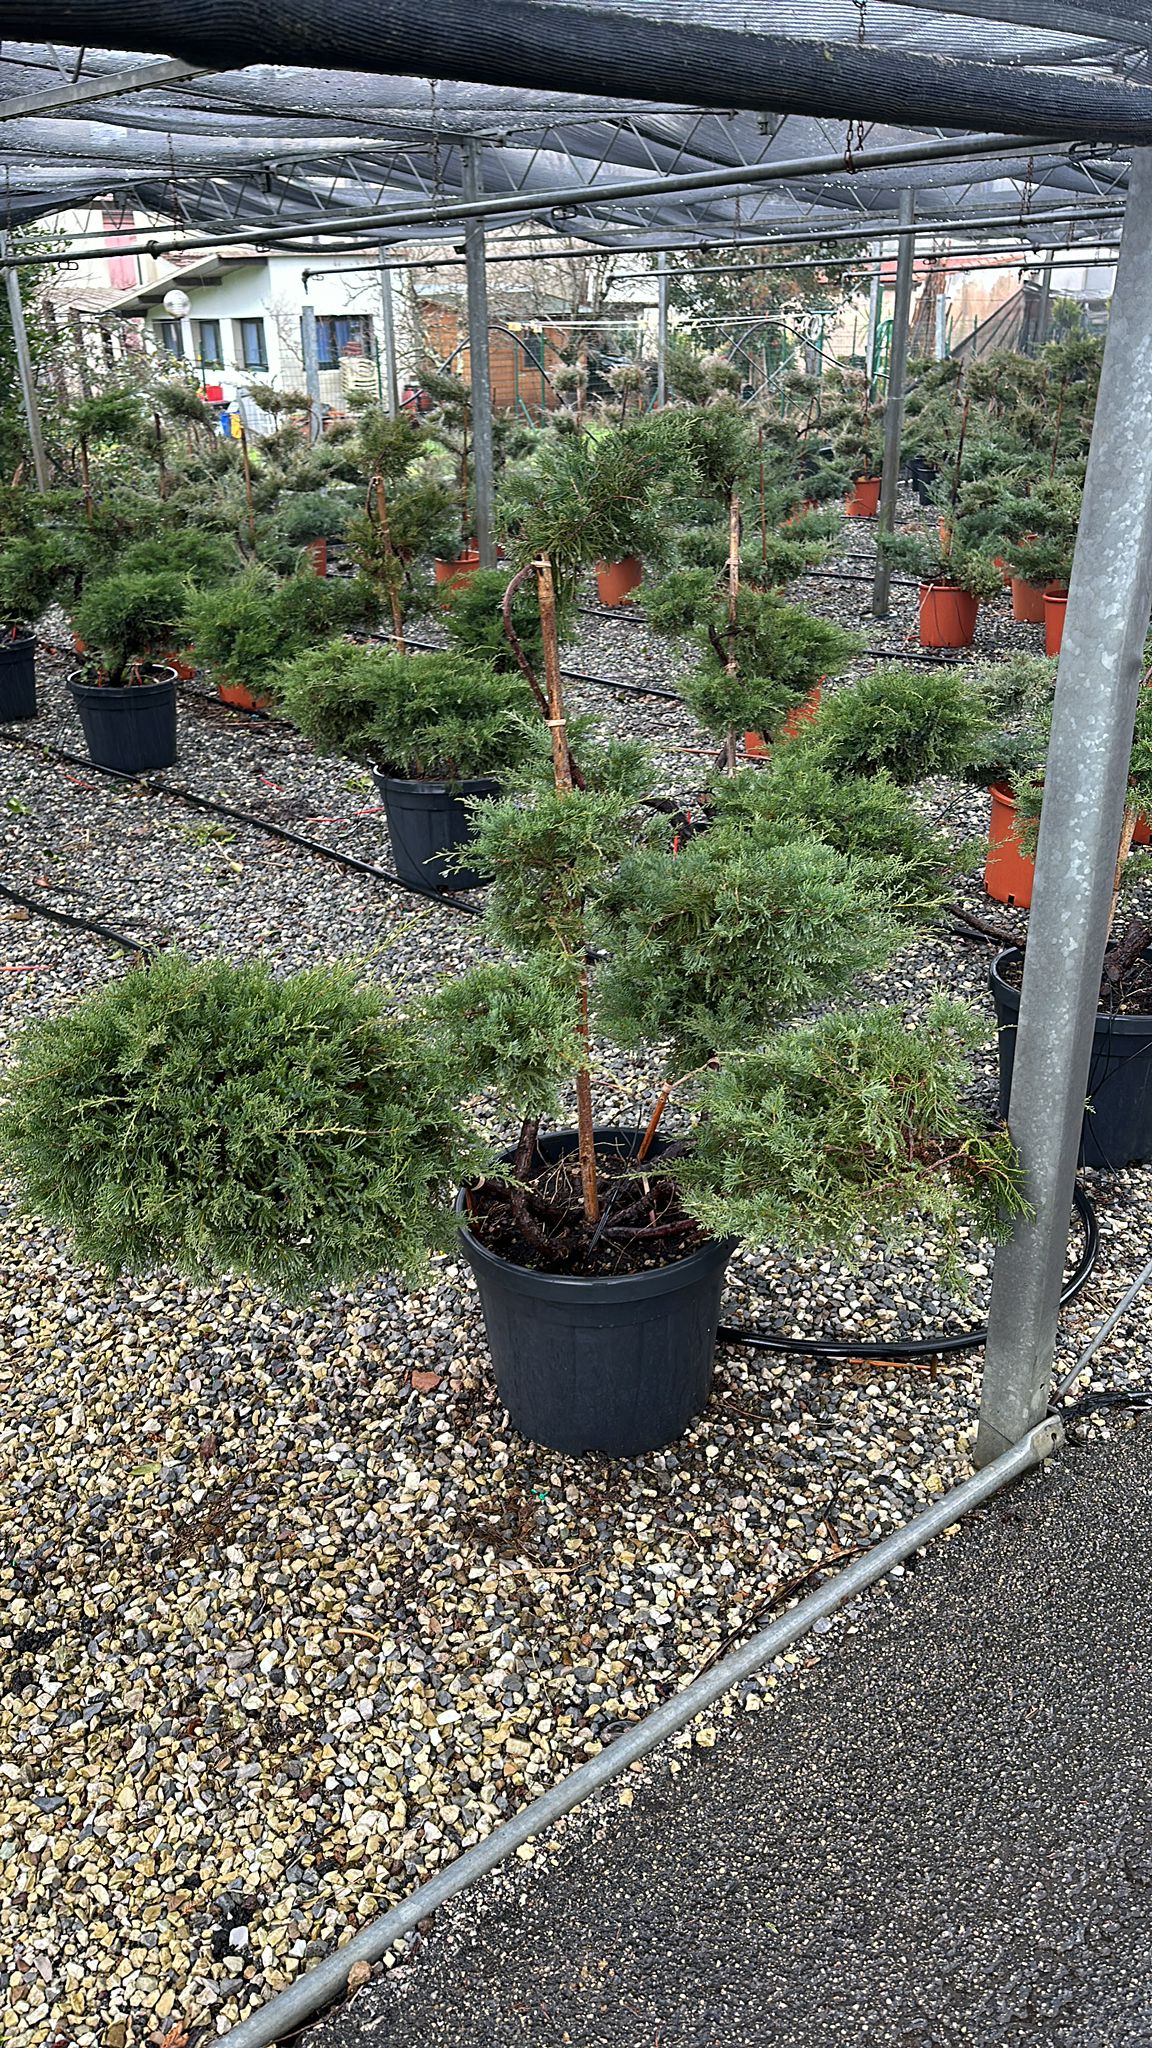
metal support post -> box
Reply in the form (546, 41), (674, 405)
(935, 292), (950, 361)
(656, 253), (669, 407)
(871, 190), (917, 619)
(976, 148), (1152, 1466)
(377, 250), (398, 417)
(2, 233), (50, 490)
(300, 303), (323, 443)
(865, 263), (882, 394)
(1035, 250), (1055, 352)
(462, 140), (497, 569)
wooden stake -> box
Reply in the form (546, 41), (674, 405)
(373, 473), (407, 652)
(238, 424), (257, 548)
(537, 551), (597, 1224)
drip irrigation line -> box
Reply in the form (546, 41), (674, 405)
(400, 633), (687, 704)
(0, 879), (156, 957)
(717, 1183), (1098, 1363)
(0, 734), (485, 918)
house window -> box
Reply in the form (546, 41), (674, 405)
(196, 318), (223, 368)
(236, 318), (268, 370)
(315, 314), (374, 369)
(157, 318), (184, 359)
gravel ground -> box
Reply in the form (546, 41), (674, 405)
(315, 1420), (1152, 2048)
(2, 513), (1149, 2048)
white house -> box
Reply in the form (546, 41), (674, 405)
(102, 246), (401, 412)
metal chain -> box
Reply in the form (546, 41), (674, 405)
(855, 0), (868, 41)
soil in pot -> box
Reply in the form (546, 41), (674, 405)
(0, 633), (37, 721)
(595, 557), (643, 607)
(371, 769), (497, 892)
(992, 941), (1152, 1169)
(68, 665), (178, 774)
(459, 1128), (735, 1456)
(845, 477), (880, 517)
(919, 582), (978, 650)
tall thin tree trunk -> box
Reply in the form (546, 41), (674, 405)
(373, 474), (407, 651)
(537, 552), (598, 1224)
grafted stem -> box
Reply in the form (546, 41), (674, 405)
(371, 473), (406, 652)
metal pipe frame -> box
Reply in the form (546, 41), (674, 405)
(462, 141), (497, 568)
(218, 1414), (1063, 2048)
(656, 251), (669, 406)
(377, 250), (399, 417)
(1, 231), (50, 489)
(977, 144), (1152, 1465)
(872, 190), (917, 619)
(299, 303), (323, 443)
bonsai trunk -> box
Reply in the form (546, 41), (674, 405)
(536, 551), (599, 1226)
(239, 424), (257, 549)
(724, 487), (741, 774)
(372, 474), (407, 652)
(1109, 804), (1139, 939)
(79, 437), (93, 523)
(153, 413), (169, 500)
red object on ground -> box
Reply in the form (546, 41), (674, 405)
(744, 683), (823, 758)
(919, 582), (978, 649)
(595, 557), (643, 607)
(844, 477), (881, 517)
(1043, 590), (1069, 656)
(986, 782), (1035, 908)
(434, 550), (482, 600)
(1011, 577), (1048, 625)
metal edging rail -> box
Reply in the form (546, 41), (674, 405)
(218, 1415), (1063, 2048)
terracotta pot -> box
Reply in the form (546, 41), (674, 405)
(1134, 813), (1151, 848)
(919, 581), (978, 649)
(1043, 590), (1069, 657)
(744, 683), (823, 759)
(844, 476), (880, 518)
(305, 537), (328, 577)
(993, 555), (1012, 588)
(434, 550), (482, 600)
(1011, 576), (1048, 625)
(162, 648), (197, 681)
(595, 556), (643, 607)
(217, 680), (271, 712)
(985, 782), (1035, 908)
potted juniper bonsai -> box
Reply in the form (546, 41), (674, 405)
(189, 567), (380, 709)
(877, 531), (1003, 649)
(0, 530), (82, 721)
(0, 711), (1024, 1456)
(681, 588), (861, 767)
(69, 570), (190, 772)
(270, 642), (538, 892)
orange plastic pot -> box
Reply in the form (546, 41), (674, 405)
(919, 581), (978, 650)
(1135, 814), (1151, 847)
(306, 537), (328, 577)
(596, 556), (643, 607)
(986, 782), (1035, 908)
(1043, 590), (1068, 656)
(434, 550), (481, 600)
(1011, 577), (1047, 625)
(162, 649), (197, 681)
(993, 555), (1012, 587)
(844, 477), (880, 518)
(744, 683), (823, 759)
(217, 680), (271, 712)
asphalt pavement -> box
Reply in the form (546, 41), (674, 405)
(316, 1419), (1152, 2048)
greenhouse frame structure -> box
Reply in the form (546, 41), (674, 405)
(2, 8), (1150, 1499)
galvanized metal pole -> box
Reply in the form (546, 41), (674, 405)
(462, 141), (496, 569)
(300, 303), (323, 443)
(976, 147), (1152, 1466)
(377, 250), (398, 417)
(656, 252), (669, 407)
(1035, 249), (1055, 351)
(865, 261), (882, 394)
(871, 190), (917, 619)
(2, 232), (50, 490)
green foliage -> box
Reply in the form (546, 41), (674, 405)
(470, 782), (647, 960)
(425, 959), (583, 1117)
(70, 391), (144, 443)
(676, 1000), (1027, 1259)
(271, 642), (536, 781)
(500, 417), (680, 593)
(710, 758), (958, 924)
(679, 398), (758, 499)
(117, 532), (240, 589)
(796, 665), (991, 785)
(878, 529), (1003, 602)
(595, 829), (899, 1068)
(72, 571), (189, 685)
(188, 570), (377, 698)
(0, 953), (475, 1295)
(965, 652), (1056, 789)
(638, 566), (717, 634)
(0, 529), (83, 628)
(1003, 477), (1081, 588)
(684, 592), (861, 745)
(268, 490), (356, 547)
(355, 407), (433, 482)
(442, 566), (571, 675)
(155, 380), (218, 430)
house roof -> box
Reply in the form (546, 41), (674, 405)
(100, 246), (269, 315)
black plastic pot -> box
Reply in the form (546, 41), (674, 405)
(371, 769), (497, 892)
(0, 633), (36, 721)
(457, 1128), (735, 1456)
(992, 946), (1152, 1170)
(68, 667), (178, 774)
(906, 454), (940, 508)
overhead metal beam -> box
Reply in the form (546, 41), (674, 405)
(0, 56), (214, 120)
(977, 144), (1152, 1465)
(872, 189), (917, 619)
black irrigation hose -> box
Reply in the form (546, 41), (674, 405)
(717, 1183), (1099, 1363)
(0, 733), (485, 918)
(0, 878), (155, 958)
